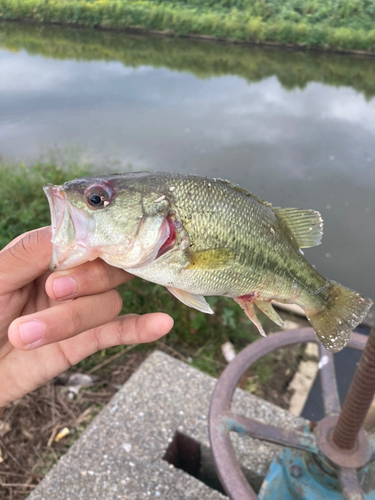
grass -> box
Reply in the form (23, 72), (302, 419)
(1, 0), (375, 51)
(0, 157), (278, 379)
(0, 158), (307, 383)
(0, 158), (307, 498)
(0, 157), (89, 248)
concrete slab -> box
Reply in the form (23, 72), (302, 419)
(28, 351), (305, 500)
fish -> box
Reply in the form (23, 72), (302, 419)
(43, 172), (373, 353)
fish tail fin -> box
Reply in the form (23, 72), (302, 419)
(305, 281), (372, 353)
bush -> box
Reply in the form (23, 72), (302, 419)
(0, 158), (266, 376)
(1, 0), (375, 51)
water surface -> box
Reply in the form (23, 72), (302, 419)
(1, 23), (375, 319)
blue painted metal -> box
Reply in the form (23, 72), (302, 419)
(224, 417), (247, 435)
(259, 447), (375, 500)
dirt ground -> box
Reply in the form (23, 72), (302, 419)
(0, 341), (306, 500)
(0, 352), (146, 500)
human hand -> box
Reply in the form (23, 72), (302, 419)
(0, 227), (173, 412)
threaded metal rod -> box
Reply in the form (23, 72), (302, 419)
(333, 327), (375, 450)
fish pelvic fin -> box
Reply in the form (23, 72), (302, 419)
(305, 280), (373, 353)
(167, 287), (214, 314)
(234, 296), (266, 337)
(274, 207), (323, 248)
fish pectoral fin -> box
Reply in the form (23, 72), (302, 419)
(167, 287), (214, 314)
(234, 297), (266, 337)
(255, 300), (284, 327)
(185, 248), (236, 270)
(274, 207), (323, 249)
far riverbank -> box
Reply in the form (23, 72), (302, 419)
(1, 0), (375, 53)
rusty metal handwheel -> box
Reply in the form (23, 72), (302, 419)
(209, 327), (372, 500)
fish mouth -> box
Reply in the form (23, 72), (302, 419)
(44, 184), (97, 270)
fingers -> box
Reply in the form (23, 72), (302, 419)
(8, 289), (123, 349)
(0, 227), (52, 294)
(0, 228), (133, 301)
(45, 259), (133, 301)
(0, 311), (173, 408)
(61, 313), (174, 366)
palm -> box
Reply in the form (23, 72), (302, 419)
(0, 228), (173, 410)
(0, 272), (77, 405)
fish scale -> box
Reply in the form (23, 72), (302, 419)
(152, 175), (310, 299)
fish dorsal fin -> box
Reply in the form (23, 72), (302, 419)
(167, 287), (214, 314)
(185, 248), (236, 270)
(274, 208), (323, 249)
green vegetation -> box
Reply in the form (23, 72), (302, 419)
(1, 0), (375, 51)
(2, 22), (375, 100)
(0, 158), (284, 380)
(0, 158), (309, 400)
(0, 159), (307, 496)
(0, 158), (89, 248)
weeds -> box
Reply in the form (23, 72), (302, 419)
(1, 0), (375, 51)
(0, 157), (308, 408)
(0, 159), (307, 498)
(0, 158), (90, 248)
(0, 158), (278, 379)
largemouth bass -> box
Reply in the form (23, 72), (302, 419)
(44, 172), (373, 352)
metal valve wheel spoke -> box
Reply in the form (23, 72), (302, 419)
(222, 411), (317, 454)
(339, 467), (364, 500)
(370, 436), (375, 460)
(319, 344), (341, 416)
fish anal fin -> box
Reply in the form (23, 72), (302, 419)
(274, 207), (323, 249)
(167, 287), (214, 314)
(255, 300), (284, 327)
(234, 297), (266, 337)
(186, 248), (235, 270)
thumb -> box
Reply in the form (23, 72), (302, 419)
(0, 227), (53, 293)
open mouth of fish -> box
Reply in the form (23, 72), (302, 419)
(44, 184), (177, 272)
(44, 184), (98, 270)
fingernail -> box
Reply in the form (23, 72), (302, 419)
(19, 320), (46, 345)
(53, 276), (77, 299)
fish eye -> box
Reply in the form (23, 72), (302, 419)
(88, 194), (104, 206)
(85, 185), (111, 209)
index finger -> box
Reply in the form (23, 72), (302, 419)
(45, 259), (133, 301)
(0, 227), (53, 293)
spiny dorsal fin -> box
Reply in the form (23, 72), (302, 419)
(274, 207), (323, 249)
(215, 179), (273, 208)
